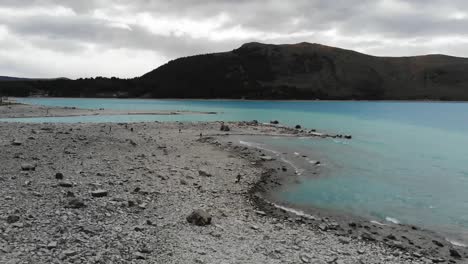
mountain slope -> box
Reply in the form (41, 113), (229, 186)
(2, 42), (468, 100)
(141, 42), (468, 100)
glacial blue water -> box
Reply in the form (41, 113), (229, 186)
(4, 97), (468, 244)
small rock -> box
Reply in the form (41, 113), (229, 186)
(187, 209), (212, 226)
(270, 120), (279, 125)
(220, 123), (230, 132)
(91, 189), (108, 198)
(361, 232), (376, 241)
(66, 198), (86, 208)
(254, 210), (267, 216)
(260, 156), (274, 161)
(432, 240), (444, 247)
(134, 226), (146, 232)
(11, 222), (24, 228)
(299, 254), (311, 263)
(21, 163), (36, 171)
(47, 241), (58, 249)
(198, 170), (212, 177)
(449, 248), (461, 259)
(6, 215), (20, 224)
(59, 181), (73, 188)
(338, 237), (351, 244)
(11, 140), (22, 146)
(180, 179), (188, 185)
(250, 224), (260, 230)
(55, 172), (64, 180)
(62, 249), (77, 257)
(134, 252), (146, 260)
(295, 125), (302, 129)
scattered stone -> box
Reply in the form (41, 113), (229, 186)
(21, 163), (36, 171)
(55, 172), (64, 180)
(91, 189), (108, 198)
(198, 170), (212, 177)
(187, 209), (212, 226)
(250, 224), (260, 230)
(270, 120), (279, 124)
(254, 210), (267, 216)
(59, 181), (73, 188)
(361, 232), (376, 241)
(299, 254), (311, 263)
(11, 140), (22, 146)
(344, 135), (352, 139)
(133, 252), (146, 260)
(47, 241), (58, 249)
(432, 240), (444, 247)
(220, 123), (230, 132)
(295, 125), (302, 129)
(449, 248), (461, 259)
(134, 226), (146, 232)
(66, 198), (86, 208)
(180, 179), (188, 185)
(11, 222), (24, 228)
(338, 237), (351, 244)
(62, 249), (77, 257)
(260, 156), (274, 161)
(6, 215), (20, 224)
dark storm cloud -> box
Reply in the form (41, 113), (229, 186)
(0, 0), (468, 78)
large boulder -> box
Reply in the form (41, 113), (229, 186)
(187, 209), (212, 226)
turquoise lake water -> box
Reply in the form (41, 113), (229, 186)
(4, 97), (468, 244)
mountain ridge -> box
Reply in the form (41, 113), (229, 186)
(1, 42), (468, 100)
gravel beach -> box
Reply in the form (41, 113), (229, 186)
(0, 104), (464, 263)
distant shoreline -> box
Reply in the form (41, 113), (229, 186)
(12, 96), (468, 104)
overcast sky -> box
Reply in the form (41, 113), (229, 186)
(1, 0), (468, 78)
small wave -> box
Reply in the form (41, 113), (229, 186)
(271, 202), (318, 220)
(239, 140), (255, 147)
(280, 157), (303, 175)
(294, 152), (300, 156)
(385, 217), (400, 224)
(446, 239), (467, 247)
(239, 140), (281, 155)
(239, 140), (305, 175)
(332, 139), (349, 145)
(370, 220), (387, 226)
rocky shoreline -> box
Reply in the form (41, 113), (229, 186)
(209, 128), (467, 263)
(0, 104), (465, 263)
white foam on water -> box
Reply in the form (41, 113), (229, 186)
(239, 140), (281, 155)
(271, 202), (317, 220)
(385, 217), (401, 224)
(239, 140), (304, 176)
(446, 239), (467, 247)
(239, 140), (255, 147)
(294, 152), (300, 156)
(280, 157), (303, 175)
(370, 220), (387, 226)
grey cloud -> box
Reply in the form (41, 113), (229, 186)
(1, 0), (468, 78)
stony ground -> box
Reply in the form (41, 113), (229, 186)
(0, 121), (444, 263)
(0, 104), (215, 119)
